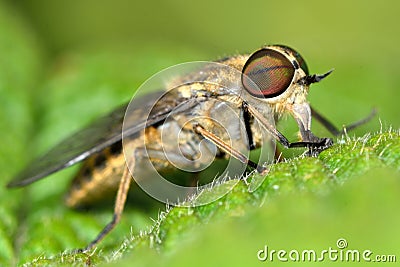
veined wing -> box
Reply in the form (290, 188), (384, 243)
(8, 91), (186, 187)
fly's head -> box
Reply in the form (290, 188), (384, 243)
(241, 45), (333, 140)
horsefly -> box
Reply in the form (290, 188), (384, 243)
(8, 45), (374, 251)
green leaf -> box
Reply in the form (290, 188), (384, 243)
(0, 2), (44, 265)
(17, 130), (400, 266)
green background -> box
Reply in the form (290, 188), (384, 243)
(0, 0), (398, 265)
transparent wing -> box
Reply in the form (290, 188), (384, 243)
(8, 91), (183, 187)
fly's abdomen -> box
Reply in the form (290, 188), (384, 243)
(65, 142), (125, 208)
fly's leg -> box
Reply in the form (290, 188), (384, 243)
(193, 123), (267, 174)
(241, 102), (255, 150)
(79, 141), (218, 252)
(242, 102), (283, 162)
(311, 106), (377, 136)
(245, 103), (333, 156)
(78, 156), (134, 252)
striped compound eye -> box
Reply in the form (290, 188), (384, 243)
(275, 44), (309, 75)
(242, 48), (295, 98)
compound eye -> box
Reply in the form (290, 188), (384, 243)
(275, 45), (309, 75)
(242, 48), (295, 98)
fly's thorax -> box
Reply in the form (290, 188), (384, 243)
(216, 54), (249, 72)
(165, 55), (249, 99)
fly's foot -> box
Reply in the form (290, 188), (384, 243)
(306, 137), (333, 156)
